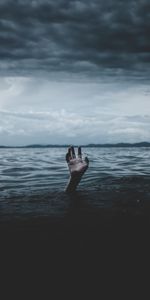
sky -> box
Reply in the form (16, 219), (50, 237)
(0, 0), (150, 146)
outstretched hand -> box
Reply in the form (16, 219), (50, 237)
(65, 146), (89, 192)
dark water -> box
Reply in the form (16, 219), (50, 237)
(1, 147), (150, 295)
(0, 147), (150, 219)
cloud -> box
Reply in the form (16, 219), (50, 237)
(0, 108), (150, 145)
(0, 75), (149, 145)
(0, 0), (149, 77)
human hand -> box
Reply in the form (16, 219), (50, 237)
(65, 146), (89, 192)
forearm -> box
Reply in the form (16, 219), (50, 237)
(65, 174), (82, 193)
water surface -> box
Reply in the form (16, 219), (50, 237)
(0, 147), (150, 219)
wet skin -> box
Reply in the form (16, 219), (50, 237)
(65, 146), (89, 193)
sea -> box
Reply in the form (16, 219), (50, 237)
(1, 147), (150, 294)
(0, 146), (150, 220)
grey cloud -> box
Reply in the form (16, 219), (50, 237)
(0, 109), (150, 146)
(0, 0), (149, 76)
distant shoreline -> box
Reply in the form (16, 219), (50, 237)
(0, 142), (150, 148)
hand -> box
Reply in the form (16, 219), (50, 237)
(65, 146), (89, 192)
(66, 146), (89, 177)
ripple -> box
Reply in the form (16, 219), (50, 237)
(0, 147), (150, 202)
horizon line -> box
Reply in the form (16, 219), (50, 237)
(0, 141), (150, 148)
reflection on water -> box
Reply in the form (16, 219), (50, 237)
(0, 147), (150, 218)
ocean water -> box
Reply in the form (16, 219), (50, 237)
(0, 147), (150, 219)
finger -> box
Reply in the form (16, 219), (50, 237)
(66, 152), (70, 163)
(85, 156), (89, 165)
(71, 146), (76, 158)
(66, 147), (72, 162)
(78, 146), (82, 158)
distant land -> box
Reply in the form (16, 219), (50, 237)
(0, 142), (150, 148)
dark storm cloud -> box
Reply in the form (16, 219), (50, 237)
(0, 0), (150, 75)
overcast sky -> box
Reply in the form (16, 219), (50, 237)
(0, 0), (150, 145)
